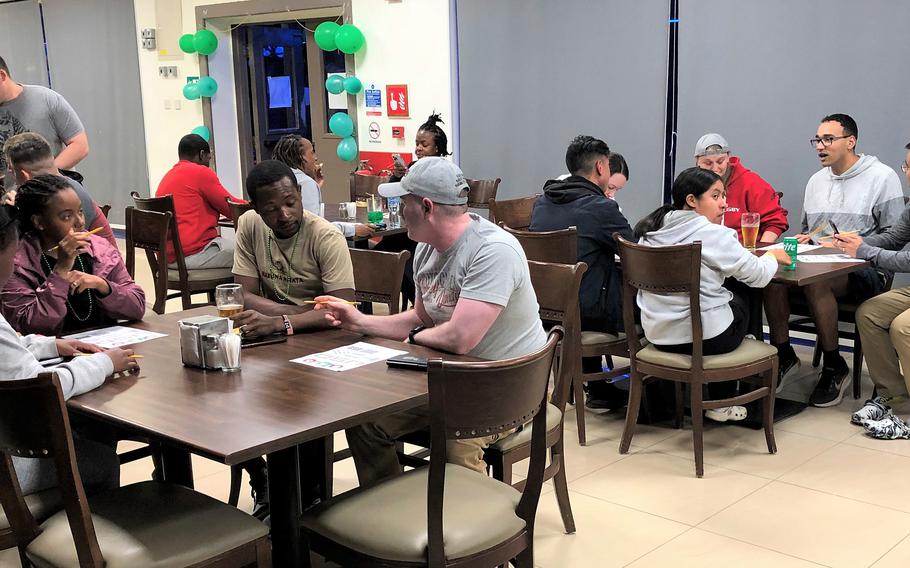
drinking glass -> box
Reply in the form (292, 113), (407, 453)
(215, 284), (244, 320)
(741, 212), (760, 250)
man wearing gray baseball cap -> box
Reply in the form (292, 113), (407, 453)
(314, 157), (547, 484)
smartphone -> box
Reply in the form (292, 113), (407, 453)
(241, 333), (288, 349)
(386, 355), (428, 370)
(391, 153), (406, 168)
(829, 220), (840, 235)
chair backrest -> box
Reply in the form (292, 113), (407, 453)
(350, 173), (390, 201)
(349, 248), (411, 314)
(98, 204), (111, 219)
(0, 373), (104, 566)
(125, 206), (172, 314)
(425, 329), (562, 565)
(225, 197), (254, 230)
(489, 195), (539, 229)
(465, 177), (501, 209)
(505, 226), (577, 264)
(527, 261), (587, 411)
(614, 234), (704, 364)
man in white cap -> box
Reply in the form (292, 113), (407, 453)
(315, 157), (547, 485)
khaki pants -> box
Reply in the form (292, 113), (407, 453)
(856, 287), (910, 398)
(345, 405), (510, 487)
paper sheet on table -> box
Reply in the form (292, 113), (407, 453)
(291, 341), (407, 372)
(64, 326), (168, 349)
(795, 254), (865, 263)
(760, 243), (822, 253)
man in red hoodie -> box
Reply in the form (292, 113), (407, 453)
(695, 133), (788, 243)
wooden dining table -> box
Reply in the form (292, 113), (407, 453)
(323, 202), (408, 246)
(66, 307), (470, 566)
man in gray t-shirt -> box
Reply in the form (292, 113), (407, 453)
(0, 56), (88, 174)
(315, 157), (547, 485)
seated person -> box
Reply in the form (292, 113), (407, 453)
(0, 203), (138, 496)
(315, 158), (547, 486)
(156, 134), (243, 270)
(764, 114), (904, 407)
(3, 132), (115, 246)
(269, 134), (373, 238)
(0, 175), (145, 336)
(694, 133), (788, 243)
(605, 152), (629, 200)
(530, 135), (634, 410)
(636, 167), (790, 422)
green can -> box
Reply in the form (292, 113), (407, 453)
(783, 237), (798, 271)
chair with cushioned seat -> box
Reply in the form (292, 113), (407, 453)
(465, 177), (501, 211)
(350, 173), (390, 202)
(0, 372), (270, 567)
(489, 195), (539, 230)
(484, 261), (585, 535)
(0, 490), (60, 551)
(225, 197), (254, 230)
(614, 236), (778, 477)
(301, 329), (563, 568)
(128, 192), (234, 313)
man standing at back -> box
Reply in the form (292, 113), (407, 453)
(530, 135), (634, 410)
(156, 134), (243, 270)
(315, 157), (547, 485)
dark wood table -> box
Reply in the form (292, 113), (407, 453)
(323, 202), (408, 245)
(67, 307), (469, 566)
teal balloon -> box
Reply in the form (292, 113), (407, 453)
(329, 113), (354, 137)
(314, 21), (339, 51)
(343, 75), (363, 95)
(183, 82), (200, 100)
(336, 137), (358, 162)
(334, 24), (365, 54)
(179, 33), (196, 54)
(197, 76), (218, 97)
(194, 29), (218, 55)
(191, 126), (210, 142)
(325, 74), (345, 95)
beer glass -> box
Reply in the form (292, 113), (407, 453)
(741, 212), (760, 250)
(215, 284), (244, 319)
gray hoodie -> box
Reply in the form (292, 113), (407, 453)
(638, 210), (778, 345)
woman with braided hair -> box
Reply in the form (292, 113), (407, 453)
(1, 174), (145, 336)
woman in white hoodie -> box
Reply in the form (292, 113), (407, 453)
(635, 167), (790, 421)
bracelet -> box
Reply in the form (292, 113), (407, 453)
(281, 315), (294, 336)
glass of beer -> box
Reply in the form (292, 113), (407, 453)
(215, 284), (244, 320)
(741, 212), (760, 250)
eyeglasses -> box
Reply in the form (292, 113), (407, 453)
(809, 135), (851, 148)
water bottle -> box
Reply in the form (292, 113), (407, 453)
(388, 196), (401, 227)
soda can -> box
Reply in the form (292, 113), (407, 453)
(783, 237), (798, 271)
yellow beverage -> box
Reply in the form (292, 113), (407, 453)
(217, 304), (243, 318)
(741, 224), (759, 250)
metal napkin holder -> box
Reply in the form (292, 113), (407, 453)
(178, 315), (231, 370)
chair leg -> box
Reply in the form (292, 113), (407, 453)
(228, 464), (243, 507)
(674, 382), (684, 429)
(551, 441), (576, 534)
(690, 382), (705, 478)
(574, 377), (587, 446)
(513, 544), (534, 568)
(853, 333), (863, 399)
(812, 340), (822, 367)
(763, 368), (778, 454)
(180, 288), (193, 310)
(619, 375), (643, 454)
(255, 535), (272, 567)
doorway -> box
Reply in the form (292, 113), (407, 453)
(234, 19), (351, 202)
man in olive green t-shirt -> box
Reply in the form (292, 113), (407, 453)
(232, 160), (355, 338)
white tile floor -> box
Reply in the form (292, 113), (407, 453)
(2, 244), (910, 567)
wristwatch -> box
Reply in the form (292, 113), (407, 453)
(408, 325), (426, 345)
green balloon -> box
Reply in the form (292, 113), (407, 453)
(325, 74), (345, 95)
(179, 33), (196, 54)
(335, 24), (365, 54)
(183, 82), (200, 100)
(197, 76), (218, 97)
(336, 137), (358, 162)
(329, 113), (354, 137)
(314, 21), (339, 51)
(191, 126), (210, 142)
(343, 76), (363, 95)
(194, 29), (218, 55)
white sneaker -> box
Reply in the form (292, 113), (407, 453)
(706, 406), (747, 422)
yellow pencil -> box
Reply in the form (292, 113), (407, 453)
(46, 227), (105, 253)
(302, 300), (360, 305)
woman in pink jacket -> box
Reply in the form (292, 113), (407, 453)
(1, 174), (145, 336)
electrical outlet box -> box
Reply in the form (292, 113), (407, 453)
(143, 38), (157, 50)
(173, 99), (181, 110)
(166, 66), (178, 78)
(164, 99), (172, 110)
(158, 66), (168, 78)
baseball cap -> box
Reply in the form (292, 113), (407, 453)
(378, 157), (469, 205)
(694, 133), (730, 157)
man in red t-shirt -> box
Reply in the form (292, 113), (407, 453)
(694, 133), (789, 243)
(156, 134), (245, 269)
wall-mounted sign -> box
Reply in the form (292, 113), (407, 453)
(391, 126), (404, 139)
(368, 122), (381, 140)
(386, 84), (409, 117)
(365, 84), (382, 116)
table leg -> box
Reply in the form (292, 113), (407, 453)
(298, 436), (332, 502)
(748, 287), (764, 339)
(268, 446), (303, 567)
(157, 445), (194, 488)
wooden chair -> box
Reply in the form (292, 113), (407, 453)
(466, 177), (501, 210)
(0, 372), (270, 567)
(350, 173), (390, 201)
(504, 226), (577, 264)
(98, 204), (111, 219)
(615, 236), (778, 477)
(351, 248), (411, 315)
(301, 329), (563, 568)
(129, 192), (234, 313)
(484, 261), (585, 535)
(225, 197), (254, 230)
(489, 195), (539, 229)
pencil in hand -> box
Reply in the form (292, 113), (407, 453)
(46, 227), (105, 252)
(303, 300), (360, 305)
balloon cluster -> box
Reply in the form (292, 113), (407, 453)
(179, 29), (218, 56)
(314, 22), (365, 54)
(180, 29), (220, 141)
(325, 74), (362, 96)
(182, 76), (218, 100)
(315, 21), (366, 162)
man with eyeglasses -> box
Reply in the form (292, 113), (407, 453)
(764, 113), (903, 408)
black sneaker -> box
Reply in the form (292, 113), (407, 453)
(585, 381), (627, 411)
(809, 361), (851, 407)
(776, 355), (801, 394)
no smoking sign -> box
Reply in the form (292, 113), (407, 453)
(368, 122), (381, 140)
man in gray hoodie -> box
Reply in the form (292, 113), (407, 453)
(765, 114), (904, 408)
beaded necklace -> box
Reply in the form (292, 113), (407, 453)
(266, 228), (301, 302)
(40, 253), (94, 322)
